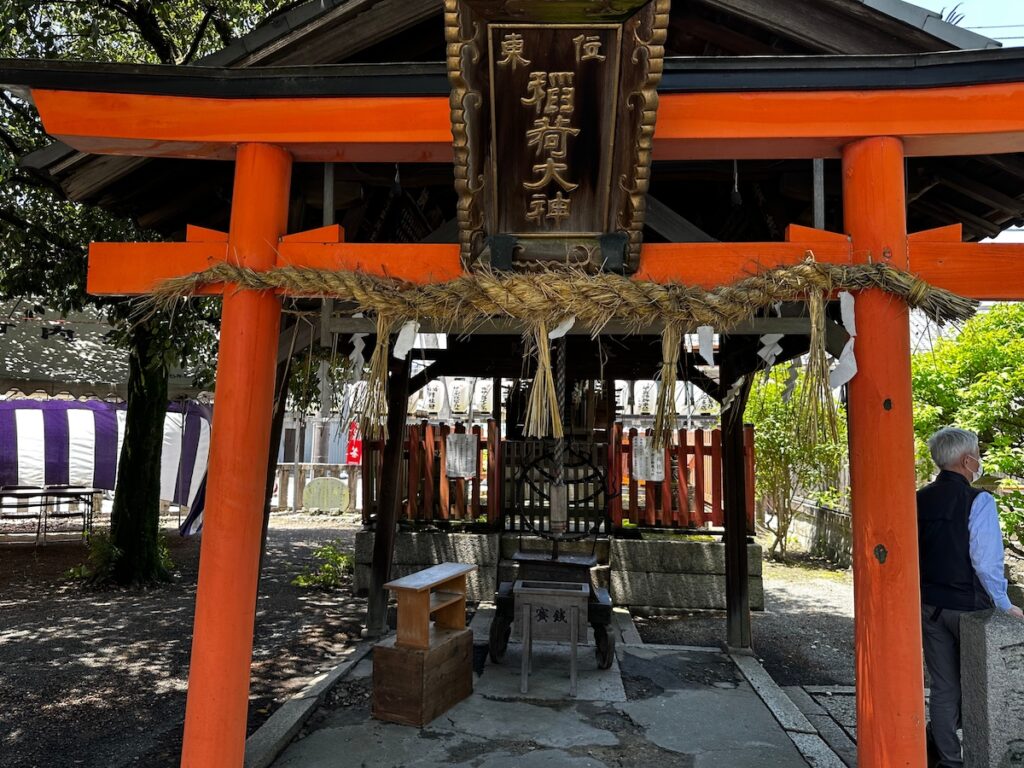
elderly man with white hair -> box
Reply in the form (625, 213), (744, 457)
(918, 427), (1024, 768)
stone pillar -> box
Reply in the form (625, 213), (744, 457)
(961, 610), (1024, 768)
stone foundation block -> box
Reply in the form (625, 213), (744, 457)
(609, 539), (762, 576)
(610, 571), (764, 611)
(961, 609), (1024, 768)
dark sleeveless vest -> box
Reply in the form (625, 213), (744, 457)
(917, 469), (992, 611)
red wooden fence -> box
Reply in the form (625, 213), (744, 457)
(363, 420), (754, 533)
(606, 424), (755, 533)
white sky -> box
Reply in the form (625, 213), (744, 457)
(911, 0), (1024, 45)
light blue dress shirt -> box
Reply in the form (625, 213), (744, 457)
(968, 492), (1012, 612)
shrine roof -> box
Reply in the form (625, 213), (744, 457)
(5, 47), (1024, 100)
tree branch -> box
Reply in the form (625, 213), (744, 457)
(1, 91), (40, 129)
(180, 6), (215, 64)
(209, 7), (235, 46)
(0, 207), (86, 257)
(96, 0), (179, 63)
(0, 125), (25, 155)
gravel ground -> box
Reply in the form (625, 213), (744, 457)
(0, 512), (364, 768)
(635, 557), (856, 687)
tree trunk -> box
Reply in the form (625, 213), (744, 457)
(109, 318), (170, 585)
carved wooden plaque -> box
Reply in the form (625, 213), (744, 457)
(446, 0), (670, 273)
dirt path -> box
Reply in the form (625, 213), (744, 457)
(0, 512), (364, 768)
(635, 558), (855, 687)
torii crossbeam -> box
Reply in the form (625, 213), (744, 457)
(7, 50), (1024, 768)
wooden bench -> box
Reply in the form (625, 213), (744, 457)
(372, 562), (478, 726)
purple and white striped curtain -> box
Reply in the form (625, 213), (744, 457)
(0, 400), (212, 535)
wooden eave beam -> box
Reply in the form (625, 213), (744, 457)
(31, 80), (1024, 162)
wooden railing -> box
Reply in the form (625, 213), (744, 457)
(608, 424), (755, 532)
(362, 420), (498, 525)
(361, 420), (754, 533)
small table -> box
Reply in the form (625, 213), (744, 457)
(514, 579), (590, 697)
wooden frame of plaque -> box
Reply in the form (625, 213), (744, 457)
(445, 0), (670, 273)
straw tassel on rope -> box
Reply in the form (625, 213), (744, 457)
(524, 322), (564, 439)
(652, 323), (681, 449)
(796, 287), (839, 444)
(359, 314), (395, 441)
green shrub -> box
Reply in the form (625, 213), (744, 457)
(292, 540), (354, 590)
(65, 530), (123, 582)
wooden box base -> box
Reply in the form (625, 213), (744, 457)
(372, 627), (473, 727)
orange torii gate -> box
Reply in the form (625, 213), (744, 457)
(9, 54), (1024, 768)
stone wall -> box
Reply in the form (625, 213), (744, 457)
(354, 531), (499, 601)
(355, 531), (764, 611)
(609, 539), (764, 611)
(789, 505), (852, 568)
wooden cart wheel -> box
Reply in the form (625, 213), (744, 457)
(488, 612), (512, 663)
(594, 623), (616, 669)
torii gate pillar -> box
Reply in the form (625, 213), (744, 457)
(843, 136), (927, 767)
(180, 143), (292, 768)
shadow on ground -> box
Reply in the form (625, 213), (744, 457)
(0, 514), (363, 768)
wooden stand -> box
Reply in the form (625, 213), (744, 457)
(372, 562), (477, 726)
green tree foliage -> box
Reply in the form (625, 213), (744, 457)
(912, 304), (1024, 555)
(746, 367), (848, 560)
(0, 1), (294, 583)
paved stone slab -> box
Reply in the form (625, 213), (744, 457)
(431, 697), (620, 749)
(783, 686), (827, 716)
(788, 733), (846, 768)
(613, 607), (643, 646)
(473, 642), (624, 703)
(453, 749), (611, 768)
(783, 687), (855, 767)
(245, 643), (373, 768)
(810, 692), (857, 733)
(804, 714), (857, 768)
(618, 688), (808, 766)
(961, 609), (1024, 768)
(274, 720), (472, 767)
(619, 646), (740, 691)
(731, 653), (816, 734)
(245, 699), (321, 768)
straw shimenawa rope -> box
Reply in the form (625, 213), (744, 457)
(149, 257), (977, 440)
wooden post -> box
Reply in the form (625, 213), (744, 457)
(407, 423), (420, 519)
(676, 429), (691, 527)
(627, 427), (638, 524)
(454, 423), (467, 519)
(486, 418), (500, 526)
(842, 136), (926, 768)
(693, 428), (705, 523)
(365, 350), (412, 637)
(720, 343), (753, 651)
(439, 423), (450, 519)
(608, 422), (623, 528)
(710, 428), (723, 526)
(422, 421), (436, 521)
(180, 143), (292, 768)
(471, 424), (482, 519)
(661, 439), (673, 526)
(744, 424), (756, 534)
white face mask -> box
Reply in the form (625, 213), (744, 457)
(966, 455), (983, 483)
